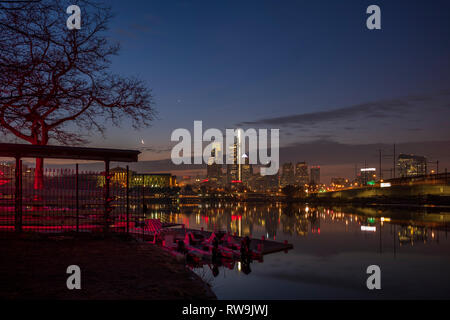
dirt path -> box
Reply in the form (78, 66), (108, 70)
(0, 233), (216, 300)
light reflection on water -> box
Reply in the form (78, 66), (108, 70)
(150, 203), (450, 299)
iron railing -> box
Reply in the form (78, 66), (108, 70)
(0, 165), (162, 234)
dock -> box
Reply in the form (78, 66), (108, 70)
(126, 224), (294, 255)
(184, 228), (294, 255)
(125, 220), (294, 256)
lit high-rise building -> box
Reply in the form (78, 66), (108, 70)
(227, 140), (238, 183)
(310, 166), (320, 185)
(226, 130), (256, 185)
(295, 162), (309, 186)
(227, 132), (243, 184)
(280, 162), (295, 187)
(397, 154), (427, 177)
(207, 142), (222, 183)
(242, 158), (253, 183)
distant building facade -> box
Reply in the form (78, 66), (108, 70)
(250, 173), (279, 192)
(241, 158), (253, 184)
(330, 177), (350, 189)
(397, 154), (427, 177)
(295, 162), (309, 186)
(227, 138), (239, 184)
(103, 167), (177, 188)
(357, 167), (377, 185)
(207, 142), (223, 184)
(280, 162), (295, 187)
(0, 161), (30, 176)
(134, 173), (177, 188)
(0, 161), (15, 176)
(310, 166), (320, 185)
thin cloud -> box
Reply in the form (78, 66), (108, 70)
(141, 146), (173, 154)
(238, 91), (450, 128)
(278, 139), (450, 166)
(239, 100), (408, 127)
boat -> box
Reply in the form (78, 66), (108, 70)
(202, 232), (263, 260)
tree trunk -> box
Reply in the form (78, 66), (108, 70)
(33, 130), (48, 191)
(34, 157), (44, 190)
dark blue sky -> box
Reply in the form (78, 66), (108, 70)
(78, 0), (450, 179)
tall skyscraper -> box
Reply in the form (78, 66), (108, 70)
(207, 142), (222, 183)
(310, 166), (320, 185)
(227, 133), (242, 183)
(241, 154), (253, 184)
(295, 162), (309, 186)
(397, 154), (427, 177)
(280, 162), (295, 187)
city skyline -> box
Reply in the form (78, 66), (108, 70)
(19, 139), (448, 184)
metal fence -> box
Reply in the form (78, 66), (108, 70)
(0, 164), (156, 235)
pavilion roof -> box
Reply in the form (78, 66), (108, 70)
(0, 143), (140, 162)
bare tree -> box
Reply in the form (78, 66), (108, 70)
(0, 0), (155, 189)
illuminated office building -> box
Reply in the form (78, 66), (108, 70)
(280, 162), (295, 187)
(241, 155), (253, 184)
(133, 173), (177, 188)
(100, 167), (176, 188)
(227, 131), (243, 184)
(310, 166), (320, 185)
(295, 162), (309, 186)
(397, 154), (427, 177)
(207, 142), (223, 183)
(359, 167), (376, 185)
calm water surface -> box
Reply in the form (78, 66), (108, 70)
(152, 203), (450, 299)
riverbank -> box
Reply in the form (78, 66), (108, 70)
(0, 232), (216, 300)
(152, 195), (450, 206)
(147, 183), (450, 206)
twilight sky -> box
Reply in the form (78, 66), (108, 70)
(39, 1), (450, 181)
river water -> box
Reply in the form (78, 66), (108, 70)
(152, 203), (450, 299)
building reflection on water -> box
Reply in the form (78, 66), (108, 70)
(145, 203), (449, 248)
(143, 203), (450, 298)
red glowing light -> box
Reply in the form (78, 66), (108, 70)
(0, 169), (10, 186)
(231, 180), (242, 183)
